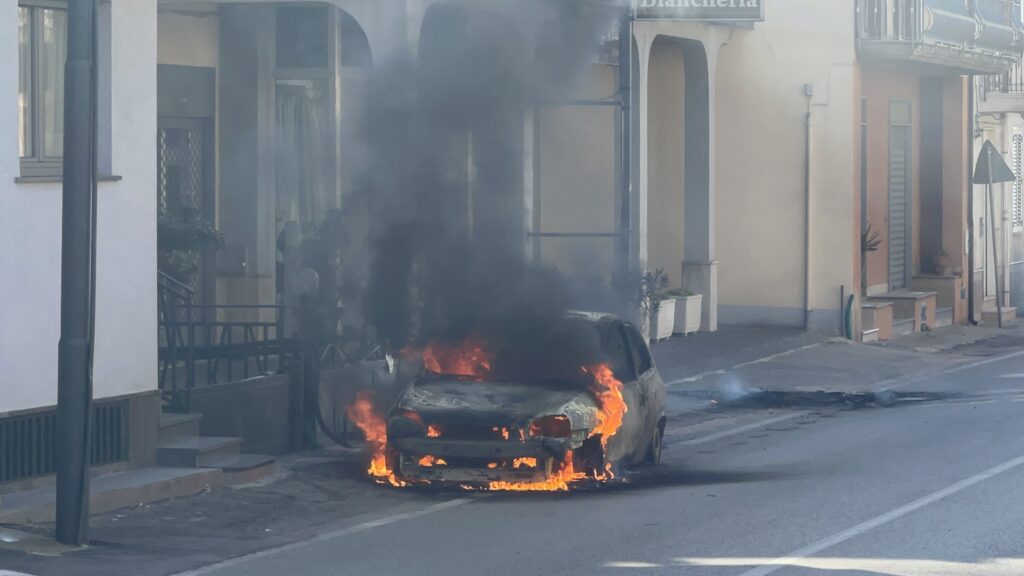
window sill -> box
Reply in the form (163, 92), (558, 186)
(15, 175), (124, 184)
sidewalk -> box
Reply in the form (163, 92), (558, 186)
(652, 321), (1024, 401)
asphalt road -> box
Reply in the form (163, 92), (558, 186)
(163, 351), (1024, 576)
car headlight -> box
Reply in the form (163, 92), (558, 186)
(387, 409), (425, 439)
(528, 415), (571, 438)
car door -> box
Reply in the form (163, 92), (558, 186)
(623, 323), (665, 441)
(600, 321), (645, 464)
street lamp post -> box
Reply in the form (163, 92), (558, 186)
(56, 0), (98, 546)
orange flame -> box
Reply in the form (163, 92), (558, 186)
(487, 452), (586, 491)
(418, 455), (447, 467)
(493, 426), (511, 440)
(427, 424), (442, 438)
(512, 457), (537, 469)
(584, 363), (628, 451)
(421, 335), (494, 379)
(345, 391), (405, 487)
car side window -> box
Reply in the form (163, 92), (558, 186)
(602, 323), (635, 381)
(625, 324), (653, 375)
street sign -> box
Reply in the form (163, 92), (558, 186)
(974, 139), (1016, 184)
(633, 0), (764, 22)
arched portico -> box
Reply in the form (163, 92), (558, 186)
(633, 22), (729, 331)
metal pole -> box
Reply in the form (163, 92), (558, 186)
(987, 148), (1004, 328)
(56, 0), (98, 546)
(617, 11), (633, 292)
(967, 76), (977, 325)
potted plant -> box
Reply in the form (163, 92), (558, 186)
(639, 269), (674, 342)
(666, 288), (703, 336)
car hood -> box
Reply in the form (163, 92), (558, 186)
(395, 378), (600, 431)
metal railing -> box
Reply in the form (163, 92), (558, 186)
(158, 271), (294, 411)
(858, 0), (1022, 46)
(981, 52), (1024, 95)
(857, 0), (922, 42)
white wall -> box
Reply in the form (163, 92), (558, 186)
(0, 0), (158, 413)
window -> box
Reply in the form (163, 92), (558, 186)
(18, 1), (67, 176)
(603, 323), (635, 382)
(624, 325), (653, 375)
(1013, 132), (1023, 228)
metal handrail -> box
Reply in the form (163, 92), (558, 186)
(157, 272), (290, 412)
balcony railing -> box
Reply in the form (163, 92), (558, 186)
(981, 52), (1024, 95)
(857, 0), (1024, 73)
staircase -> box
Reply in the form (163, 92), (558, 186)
(158, 412), (276, 485)
(981, 298), (1018, 325)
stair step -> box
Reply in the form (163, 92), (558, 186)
(0, 467), (221, 525)
(200, 454), (277, 485)
(159, 412), (203, 440)
(981, 307), (1017, 324)
(935, 307), (954, 328)
(158, 436), (242, 468)
(893, 318), (916, 336)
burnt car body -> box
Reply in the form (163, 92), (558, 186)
(385, 312), (667, 485)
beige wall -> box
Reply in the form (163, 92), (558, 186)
(158, 10), (219, 68)
(536, 64), (619, 284)
(714, 0), (857, 324)
(647, 41), (686, 288)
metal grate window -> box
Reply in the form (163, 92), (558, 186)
(0, 401), (128, 484)
(1013, 132), (1023, 228)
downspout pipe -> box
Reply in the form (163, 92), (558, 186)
(968, 75), (978, 325)
(803, 87), (813, 330)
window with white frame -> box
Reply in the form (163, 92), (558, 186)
(18, 0), (67, 177)
(1014, 132), (1023, 228)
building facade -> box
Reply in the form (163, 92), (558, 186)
(1, 0), (160, 484)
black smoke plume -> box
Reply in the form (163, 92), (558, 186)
(359, 1), (623, 352)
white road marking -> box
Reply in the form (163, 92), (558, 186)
(734, 452), (1024, 576)
(666, 413), (805, 445)
(169, 498), (474, 576)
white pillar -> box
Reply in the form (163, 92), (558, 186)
(634, 29), (655, 271)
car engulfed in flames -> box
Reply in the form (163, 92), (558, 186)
(345, 312), (667, 492)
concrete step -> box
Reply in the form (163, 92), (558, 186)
(893, 318), (916, 336)
(935, 307), (954, 328)
(159, 412), (203, 441)
(201, 453), (277, 485)
(157, 436), (242, 468)
(981, 307), (1017, 325)
(0, 467), (221, 525)
(861, 328), (880, 343)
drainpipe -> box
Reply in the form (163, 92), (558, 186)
(968, 75), (978, 325)
(803, 85), (814, 329)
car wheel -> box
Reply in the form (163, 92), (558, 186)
(644, 420), (664, 466)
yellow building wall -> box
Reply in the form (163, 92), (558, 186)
(714, 0), (857, 325)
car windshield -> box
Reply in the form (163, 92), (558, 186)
(422, 318), (606, 386)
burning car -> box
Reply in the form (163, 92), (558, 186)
(373, 311), (667, 491)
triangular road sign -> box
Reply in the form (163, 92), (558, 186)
(974, 140), (1016, 185)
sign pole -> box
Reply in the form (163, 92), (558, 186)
(986, 148), (1004, 328)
